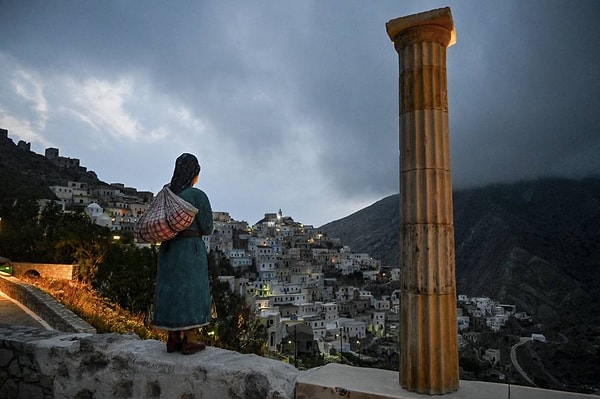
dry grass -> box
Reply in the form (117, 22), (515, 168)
(25, 276), (166, 341)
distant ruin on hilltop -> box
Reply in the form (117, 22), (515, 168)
(1, 127), (87, 174)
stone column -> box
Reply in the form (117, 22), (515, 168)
(386, 8), (459, 394)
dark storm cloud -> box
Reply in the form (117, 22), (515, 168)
(448, 1), (600, 187)
(0, 0), (598, 225)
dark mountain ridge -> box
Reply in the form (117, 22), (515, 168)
(320, 177), (600, 324)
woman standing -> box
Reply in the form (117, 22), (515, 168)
(154, 153), (214, 355)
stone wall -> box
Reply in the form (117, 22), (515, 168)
(0, 274), (94, 334)
(0, 325), (300, 399)
(0, 274), (301, 398)
(11, 263), (77, 280)
(2, 326), (590, 399)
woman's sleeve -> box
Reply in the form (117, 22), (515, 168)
(193, 189), (214, 235)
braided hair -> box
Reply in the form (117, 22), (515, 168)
(169, 153), (201, 194)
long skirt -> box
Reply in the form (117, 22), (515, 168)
(153, 237), (211, 330)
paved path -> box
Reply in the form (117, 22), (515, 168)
(511, 336), (535, 386)
(0, 290), (51, 330)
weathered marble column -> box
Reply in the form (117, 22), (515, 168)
(386, 8), (459, 394)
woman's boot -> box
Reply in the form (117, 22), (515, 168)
(182, 328), (206, 355)
(166, 330), (183, 353)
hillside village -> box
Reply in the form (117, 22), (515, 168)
(45, 180), (532, 372)
(3, 130), (532, 373)
(49, 177), (532, 369)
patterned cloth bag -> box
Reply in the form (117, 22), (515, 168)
(134, 186), (198, 243)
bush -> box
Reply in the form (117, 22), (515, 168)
(25, 276), (165, 341)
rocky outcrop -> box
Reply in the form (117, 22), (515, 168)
(0, 128), (105, 201)
(0, 325), (299, 399)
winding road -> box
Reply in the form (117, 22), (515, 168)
(510, 336), (535, 386)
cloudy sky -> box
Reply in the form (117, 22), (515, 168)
(1, 1), (598, 226)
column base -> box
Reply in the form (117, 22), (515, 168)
(399, 291), (459, 394)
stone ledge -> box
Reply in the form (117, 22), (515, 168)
(0, 326), (300, 399)
(0, 273), (95, 334)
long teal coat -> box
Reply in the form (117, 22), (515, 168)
(153, 186), (213, 330)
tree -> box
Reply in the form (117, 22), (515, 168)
(47, 209), (111, 282)
(202, 279), (266, 355)
(6, 200), (112, 280)
(200, 251), (267, 355)
(460, 353), (482, 374)
(0, 198), (44, 261)
(95, 243), (158, 315)
(0, 199), (113, 278)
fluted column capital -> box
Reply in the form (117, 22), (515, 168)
(386, 7), (456, 50)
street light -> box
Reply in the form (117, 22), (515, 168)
(293, 325), (298, 368)
(356, 340), (361, 366)
(338, 327), (344, 363)
(286, 326), (299, 368)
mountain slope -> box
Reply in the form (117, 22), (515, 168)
(0, 134), (106, 201)
(320, 177), (600, 323)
